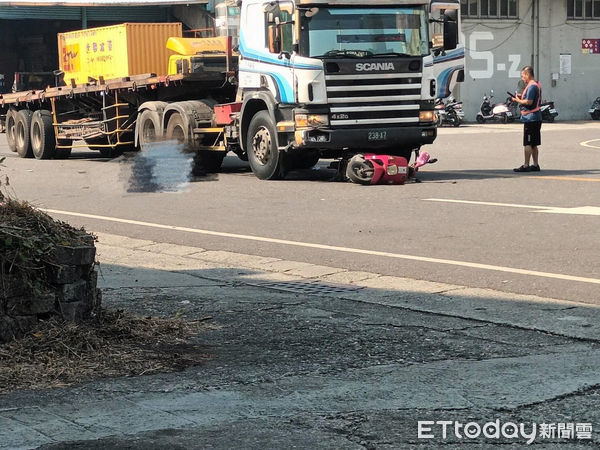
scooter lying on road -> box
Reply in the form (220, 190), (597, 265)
(589, 97), (600, 120)
(344, 151), (437, 185)
(476, 90), (512, 123)
(435, 97), (464, 127)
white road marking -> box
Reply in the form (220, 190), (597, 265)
(425, 198), (600, 216)
(42, 208), (600, 285)
(581, 139), (600, 149)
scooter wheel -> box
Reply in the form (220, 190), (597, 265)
(476, 115), (485, 124)
(346, 155), (374, 185)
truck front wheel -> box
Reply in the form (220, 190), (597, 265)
(247, 111), (286, 180)
(15, 110), (33, 158)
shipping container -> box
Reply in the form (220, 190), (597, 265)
(58, 22), (182, 84)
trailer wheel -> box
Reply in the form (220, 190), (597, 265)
(55, 140), (72, 159)
(246, 111), (286, 180)
(31, 110), (56, 160)
(15, 110), (34, 158)
(6, 109), (18, 152)
(138, 110), (162, 147)
(165, 113), (189, 148)
(346, 154), (374, 185)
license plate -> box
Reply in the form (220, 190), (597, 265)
(506, 112), (512, 116)
(368, 131), (387, 141)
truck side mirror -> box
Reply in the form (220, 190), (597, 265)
(443, 21), (458, 50)
(268, 24), (281, 54)
(444, 9), (457, 22)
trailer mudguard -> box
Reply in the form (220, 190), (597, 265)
(163, 100), (216, 130)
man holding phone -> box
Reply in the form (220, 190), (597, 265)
(511, 66), (542, 172)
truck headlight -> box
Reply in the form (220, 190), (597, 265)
(295, 114), (329, 128)
(419, 111), (436, 123)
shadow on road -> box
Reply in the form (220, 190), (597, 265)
(3, 260), (596, 448)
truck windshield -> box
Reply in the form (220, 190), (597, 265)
(299, 6), (429, 58)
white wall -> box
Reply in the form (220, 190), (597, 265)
(459, 0), (600, 121)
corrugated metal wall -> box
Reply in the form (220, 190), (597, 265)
(0, 6), (170, 21)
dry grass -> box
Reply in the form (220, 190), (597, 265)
(0, 308), (212, 393)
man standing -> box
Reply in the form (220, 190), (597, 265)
(512, 66), (542, 172)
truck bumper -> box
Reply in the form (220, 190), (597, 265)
(292, 125), (437, 155)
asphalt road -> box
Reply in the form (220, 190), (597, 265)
(1, 121), (599, 304)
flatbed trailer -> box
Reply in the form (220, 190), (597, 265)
(0, 70), (237, 162)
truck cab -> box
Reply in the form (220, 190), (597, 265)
(234, 0), (463, 179)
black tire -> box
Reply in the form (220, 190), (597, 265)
(246, 111), (286, 180)
(5, 109), (18, 152)
(31, 110), (56, 160)
(346, 154), (374, 185)
(165, 113), (190, 148)
(138, 109), (162, 147)
(192, 151), (225, 174)
(591, 111), (600, 120)
(448, 111), (460, 127)
(55, 139), (72, 159)
(502, 114), (508, 124)
(289, 151), (320, 170)
(547, 116), (555, 123)
(476, 115), (485, 124)
(15, 110), (33, 158)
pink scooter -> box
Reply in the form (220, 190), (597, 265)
(345, 151), (437, 185)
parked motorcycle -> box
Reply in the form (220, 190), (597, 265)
(434, 97), (464, 127)
(540, 100), (558, 122)
(589, 97), (600, 120)
(476, 90), (512, 123)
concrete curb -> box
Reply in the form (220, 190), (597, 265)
(94, 232), (600, 341)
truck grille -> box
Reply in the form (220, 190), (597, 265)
(325, 71), (422, 128)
